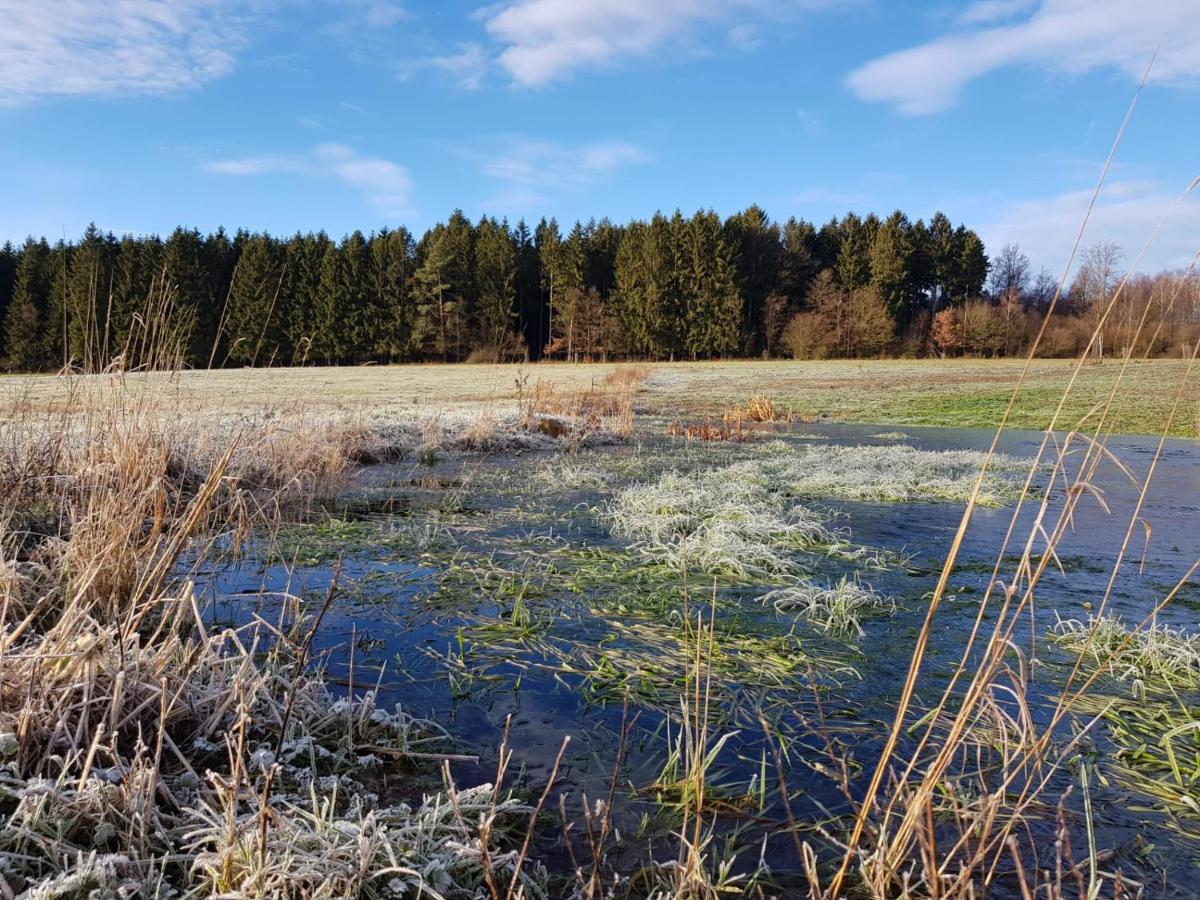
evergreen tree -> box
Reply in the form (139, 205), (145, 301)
(110, 234), (162, 363)
(681, 210), (741, 358)
(723, 205), (781, 354)
(0, 241), (18, 357)
(779, 217), (818, 308)
(513, 220), (541, 357)
(955, 228), (989, 299)
(926, 212), (958, 311)
(283, 232), (331, 363)
(868, 211), (909, 325)
(537, 220), (585, 358)
(42, 242), (71, 369)
(159, 228), (209, 366)
(583, 218), (621, 299)
(338, 231), (376, 361)
(371, 227), (418, 361)
(473, 217), (519, 358)
(61, 224), (116, 369)
(3, 239), (51, 371)
(613, 220), (665, 358)
(226, 233), (286, 365)
(203, 228), (238, 366)
(834, 213), (871, 290)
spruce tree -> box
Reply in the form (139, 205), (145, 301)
(473, 217), (518, 358)
(371, 227), (417, 361)
(3, 239), (51, 371)
(868, 211), (910, 321)
(0, 241), (17, 356)
(682, 210), (741, 359)
(226, 234), (285, 365)
(723, 205), (780, 354)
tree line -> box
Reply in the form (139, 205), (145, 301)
(0, 209), (1193, 372)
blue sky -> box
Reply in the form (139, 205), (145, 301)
(2, 0), (1198, 274)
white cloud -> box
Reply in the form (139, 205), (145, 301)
(481, 0), (831, 87)
(0, 0), (264, 105)
(955, 0), (1037, 26)
(206, 144), (414, 217)
(980, 178), (1200, 276)
(847, 0), (1200, 115)
(399, 43), (488, 89)
(468, 137), (650, 210)
(478, 138), (650, 193)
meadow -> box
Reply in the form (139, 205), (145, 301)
(4, 357), (1196, 436)
(0, 352), (1197, 898)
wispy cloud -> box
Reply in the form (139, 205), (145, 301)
(0, 0), (266, 105)
(980, 177), (1200, 275)
(954, 0), (1037, 26)
(399, 43), (488, 89)
(480, 0), (834, 88)
(466, 136), (650, 211)
(847, 0), (1200, 115)
(206, 144), (415, 217)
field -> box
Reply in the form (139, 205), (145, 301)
(1, 354), (1198, 898)
(3, 357), (1197, 436)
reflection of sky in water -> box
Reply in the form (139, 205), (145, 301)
(192, 422), (1200, 888)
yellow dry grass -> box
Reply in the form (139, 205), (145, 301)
(3, 358), (1193, 436)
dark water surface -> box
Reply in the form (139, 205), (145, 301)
(196, 423), (1200, 896)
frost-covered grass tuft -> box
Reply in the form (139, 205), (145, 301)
(186, 782), (542, 900)
(1051, 614), (1200, 694)
(606, 469), (840, 579)
(763, 576), (894, 636)
(742, 441), (1029, 506)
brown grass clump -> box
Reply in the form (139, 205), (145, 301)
(0, 370), (552, 895)
(518, 375), (638, 442)
(603, 362), (654, 387)
(743, 393), (786, 423)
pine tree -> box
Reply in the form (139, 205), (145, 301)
(868, 211), (910, 321)
(956, 229), (989, 299)
(681, 210), (741, 359)
(110, 234), (162, 364)
(3, 239), (51, 371)
(541, 221), (585, 358)
(283, 232), (331, 363)
(473, 217), (519, 358)
(42, 242), (71, 369)
(312, 242), (343, 363)
(63, 225), (119, 370)
(834, 213), (871, 290)
(0, 241), (18, 357)
(613, 220), (663, 358)
(226, 234), (286, 365)
(779, 218), (818, 307)
(337, 231), (376, 362)
(159, 228), (209, 366)
(371, 227), (417, 361)
(723, 205), (780, 354)
(513, 220), (540, 357)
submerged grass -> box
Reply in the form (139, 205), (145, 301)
(606, 467), (841, 580)
(1051, 614), (1200, 695)
(745, 440), (1031, 506)
(763, 576), (894, 636)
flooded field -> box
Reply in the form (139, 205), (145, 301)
(194, 422), (1200, 896)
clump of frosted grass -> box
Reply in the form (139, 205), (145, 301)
(185, 783), (543, 899)
(740, 441), (1028, 506)
(1051, 614), (1200, 694)
(763, 576), (893, 636)
(607, 469), (840, 579)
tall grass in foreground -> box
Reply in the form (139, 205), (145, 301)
(0, 302), (646, 895)
(813, 65), (1200, 898)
